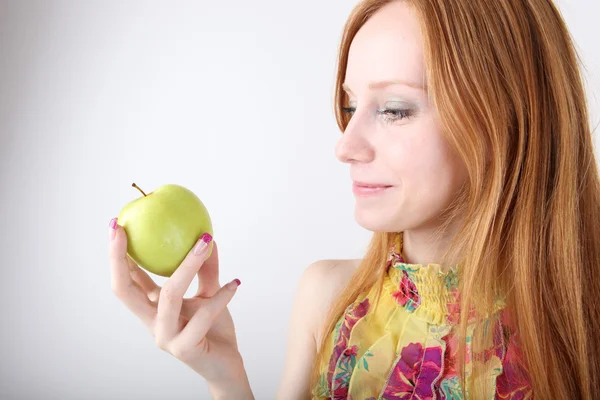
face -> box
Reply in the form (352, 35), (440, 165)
(335, 1), (467, 233)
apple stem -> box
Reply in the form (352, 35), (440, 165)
(132, 183), (147, 197)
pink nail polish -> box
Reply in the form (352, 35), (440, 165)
(193, 233), (213, 255)
(108, 218), (118, 240)
(227, 278), (241, 290)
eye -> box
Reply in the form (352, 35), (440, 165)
(341, 106), (355, 116)
(377, 108), (414, 124)
(340, 105), (415, 125)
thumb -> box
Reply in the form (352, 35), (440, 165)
(108, 218), (130, 278)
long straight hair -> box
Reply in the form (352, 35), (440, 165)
(311, 0), (600, 398)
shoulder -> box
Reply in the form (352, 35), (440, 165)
(300, 259), (360, 303)
(296, 259), (361, 345)
(275, 259), (361, 399)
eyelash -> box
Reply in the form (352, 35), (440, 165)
(341, 106), (414, 124)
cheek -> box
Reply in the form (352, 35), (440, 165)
(389, 123), (466, 209)
(386, 122), (453, 182)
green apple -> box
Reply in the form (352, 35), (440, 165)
(117, 183), (214, 277)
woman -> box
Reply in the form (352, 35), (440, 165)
(108, 0), (600, 398)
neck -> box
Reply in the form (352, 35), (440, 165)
(401, 217), (463, 268)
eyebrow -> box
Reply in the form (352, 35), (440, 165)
(342, 79), (427, 93)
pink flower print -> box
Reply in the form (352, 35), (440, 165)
(332, 345), (359, 399)
(441, 333), (459, 379)
(392, 270), (421, 312)
(326, 298), (371, 397)
(446, 288), (478, 325)
(495, 332), (532, 399)
(382, 342), (444, 399)
(446, 289), (461, 325)
(343, 345), (358, 357)
(386, 248), (405, 270)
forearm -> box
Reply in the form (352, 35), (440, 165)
(207, 368), (255, 400)
(209, 384), (254, 400)
(208, 383), (255, 400)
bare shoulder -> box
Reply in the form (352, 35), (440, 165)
(300, 259), (361, 345)
(302, 259), (360, 303)
(275, 258), (361, 399)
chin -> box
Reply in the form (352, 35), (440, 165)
(354, 206), (404, 233)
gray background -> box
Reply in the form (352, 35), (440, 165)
(1, 0), (598, 399)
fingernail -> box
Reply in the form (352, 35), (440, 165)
(193, 232), (213, 256)
(226, 278), (241, 291)
(108, 217), (118, 239)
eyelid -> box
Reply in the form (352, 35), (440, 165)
(384, 100), (415, 108)
(345, 99), (415, 108)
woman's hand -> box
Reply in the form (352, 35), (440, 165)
(107, 218), (253, 399)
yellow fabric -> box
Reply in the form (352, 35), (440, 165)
(312, 233), (532, 399)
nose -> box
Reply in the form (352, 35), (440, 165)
(335, 117), (375, 164)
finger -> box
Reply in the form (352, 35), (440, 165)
(155, 233), (213, 345)
(173, 278), (241, 350)
(126, 257), (160, 302)
(181, 298), (202, 321)
(196, 239), (221, 298)
(108, 218), (156, 327)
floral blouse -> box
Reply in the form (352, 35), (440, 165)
(312, 234), (533, 399)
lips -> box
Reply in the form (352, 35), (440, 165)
(353, 181), (393, 188)
(352, 182), (393, 197)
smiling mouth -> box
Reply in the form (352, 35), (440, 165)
(353, 181), (393, 188)
(352, 183), (393, 197)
